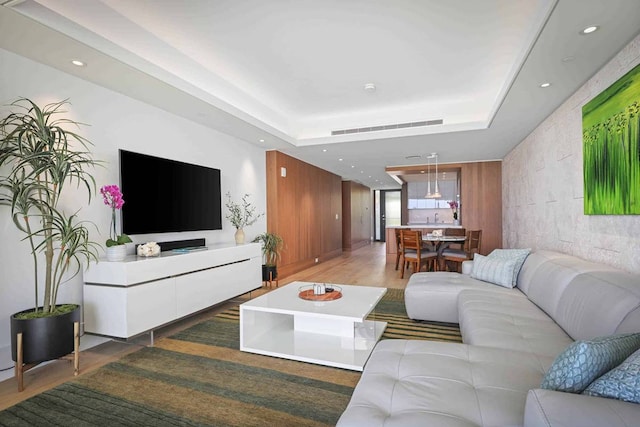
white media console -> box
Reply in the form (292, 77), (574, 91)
(83, 242), (262, 339)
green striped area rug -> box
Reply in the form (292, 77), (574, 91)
(0, 287), (460, 426)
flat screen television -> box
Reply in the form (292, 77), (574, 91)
(120, 150), (222, 234)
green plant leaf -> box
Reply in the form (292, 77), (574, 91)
(117, 234), (132, 244)
(0, 98), (100, 313)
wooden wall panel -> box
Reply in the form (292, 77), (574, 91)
(342, 181), (372, 251)
(355, 183), (372, 245)
(266, 151), (343, 278)
(342, 182), (352, 248)
(459, 161), (502, 255)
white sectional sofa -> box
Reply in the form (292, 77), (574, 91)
(337, 250), (640, 427)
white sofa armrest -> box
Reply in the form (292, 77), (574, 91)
(524, 389), (640, 427)
(461, 260), (473, 275)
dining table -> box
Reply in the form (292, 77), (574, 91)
(422, 233), (467, 257)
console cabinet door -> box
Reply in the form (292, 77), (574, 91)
(127, 277), (176, 337)
(175, 259), (260, 318)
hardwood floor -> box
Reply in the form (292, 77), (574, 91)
(0, 242), (406, 410)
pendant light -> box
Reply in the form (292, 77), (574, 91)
(425, 155), (432, 198)
(432, 153), (441, 198)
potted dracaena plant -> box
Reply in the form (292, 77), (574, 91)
(0, 98), (99, 390)
(252, 232), (283, 282)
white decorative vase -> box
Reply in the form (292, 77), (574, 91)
(234, 228), (245, 245)
(106, 245), (127, 261)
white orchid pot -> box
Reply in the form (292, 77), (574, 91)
(106, 245), (127, 261)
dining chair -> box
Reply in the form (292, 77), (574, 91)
(441, 229), (482, 272)
(400, 229), (437, 278)
(394, 228), (402, 270)
(444, 227), (466, 252)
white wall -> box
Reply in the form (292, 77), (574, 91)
(0, 48), (267, 373)
(503, 34), (640, 273)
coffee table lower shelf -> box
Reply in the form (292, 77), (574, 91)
(240, 309), (386, 371)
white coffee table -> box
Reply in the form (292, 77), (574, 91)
(239, 282), (387, 371)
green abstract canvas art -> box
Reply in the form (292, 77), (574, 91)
(583, 62), (640, 215)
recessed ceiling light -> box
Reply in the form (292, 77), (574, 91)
(338, 158), (343, 161)
(364, 83), (376, 92)
(420, 171), (425, 174)
(360, 171), (364, 173)
(368, 176), (371, 178)
(581, 26), (599, 35)
(351, 165), (355, 168)
(71, 59), (86, 67)
(322, 149), (327, 152)
(540, 82), (551, 88)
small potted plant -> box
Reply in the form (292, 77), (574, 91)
(252, 232), (283, 282)
(0, 98), (99, 390)
(100, 184), (132, 261)
(448, 200), (459, 225)
(225, 192), (263, 244)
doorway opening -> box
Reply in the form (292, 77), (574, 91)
(374, 190), (401, 242)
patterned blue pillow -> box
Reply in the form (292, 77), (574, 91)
(487, 248), (531, 286)
(583, 348), (640, 403)
(470, 253), (519, 288)
(541, 333), (640, 393)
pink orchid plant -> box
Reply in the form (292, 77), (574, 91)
(100, 184), (132, 247)
(448, 200), (459, 220)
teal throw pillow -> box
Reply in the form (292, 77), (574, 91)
(470, 253), (519, 288)
(541, 333), (640, 393)
(488, 248), (530, 287)
(583, 348), (640, 403)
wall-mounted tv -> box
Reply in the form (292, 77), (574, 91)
(120, 150), (222, 235)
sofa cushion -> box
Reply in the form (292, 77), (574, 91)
(513, 251), (640, 342)
(405, 272), (515, 323)
(515, 250), (573, 295)
(583, 348), (640, 403)
(336, 340), (547, 427)
(470, 253), (519, 288)
(524, 388), (640, 427)
(458, 290), (572, 366)
(540, 333), (640, 393)
(555, 270), (640, 341)
(488, 248), (531, 286)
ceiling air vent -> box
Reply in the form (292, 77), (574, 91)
(331, 119), (443, 136)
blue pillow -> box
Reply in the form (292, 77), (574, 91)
(541, 333), (640, 393)
(487, 248), (530, 287)
(470, 253), (519, 288)
(583, 348), (640, 403)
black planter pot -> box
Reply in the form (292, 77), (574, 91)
(262, 264), (278, 282)
(10, 305), (81, 364)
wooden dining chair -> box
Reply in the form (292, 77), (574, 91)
(441, 229), (482, 272)
(444, 227), (466, 252)
(394, 228), (402, 270)
(400, 229), (437, 279)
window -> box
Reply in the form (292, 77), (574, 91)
(406, 170), (460, 224)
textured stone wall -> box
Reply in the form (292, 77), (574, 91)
(503, 34), (640, 273)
